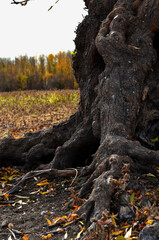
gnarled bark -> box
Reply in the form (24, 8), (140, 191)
(1, 0), (159, 238)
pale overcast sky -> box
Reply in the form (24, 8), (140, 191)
(0, 0), (87, 59)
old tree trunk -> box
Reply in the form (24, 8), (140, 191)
(1, 0), (159, 238)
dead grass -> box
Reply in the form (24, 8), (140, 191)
(0, 90), (79, 139)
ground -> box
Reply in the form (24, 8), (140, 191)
(0, 166), (159, 240)
(0, 90), (79, 139)
(0, 168), (87, 240)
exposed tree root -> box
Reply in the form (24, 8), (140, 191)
(50, 124), (99, 169)
(74, 136), (159, 233)
(0, 168), (80, 197)
(0, 112), (80, 169)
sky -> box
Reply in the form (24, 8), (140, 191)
(0, 0), (87, 59)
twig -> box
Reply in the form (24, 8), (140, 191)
(11, 0), (60, 9)
(70, 168), (78, 186)
(48, 0), (60, 11)
(1, 168), (81, 196)
(7, 228), (17, 240)
(11, 0), (30, 6)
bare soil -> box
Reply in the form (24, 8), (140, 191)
(0, 171), (86, 240)
(0, 167), (159, 240)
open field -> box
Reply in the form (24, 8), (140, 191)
(0, 90), (79, 139)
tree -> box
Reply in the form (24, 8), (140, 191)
(0, 53), (76, 91)
(1, 0), (159, 237)
(38, 55), (46, 89)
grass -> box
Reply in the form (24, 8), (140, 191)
(0, 90), (79, 139)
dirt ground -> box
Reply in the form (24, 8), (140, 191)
(0, 169), (87, 240)
(1, 167), (159, 240)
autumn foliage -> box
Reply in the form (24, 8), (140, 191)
(0, 51), (77, 91)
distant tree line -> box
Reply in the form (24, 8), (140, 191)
(0, 51), (78, 91)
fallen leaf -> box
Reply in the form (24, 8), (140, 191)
(40, 191), (50, 195)
(45, 216), (68, 226)
(117, 236), (126, 240)
(4, 193), (9, 200)
(129, 192), (135, 203)
(75, 227), (86, 239)
(37, 180), (50, 186)
(79, 221), (85, 226)
(64, 231), (68, 239)
(45, 217), (54, 226)
(110, 213), (118, 226)
(150, 137), (159, 142)
(124, 227), (132, 238)
(69, 213), (79, 221)
(8, 236), (13, 240)
(42, 233), (52, 239)
(145, 192), (151, 195)
(54, 216), (68, 222)
(136, 190), (141, 196)
(145, 219), (154, 225)
(133, 221), (139, 228)
(121, 224), (131, 229)
(23, 235), (29, 240)
(8, 174), (19, 181)
(71, 205), (81, 211)
(113, 230), (124, 236)
(128, 45), (141, 50)
(17, 200), (27, 205)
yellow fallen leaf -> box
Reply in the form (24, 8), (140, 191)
(1, 176), (9, 181)
(45, 217), (54, 226)
(40, 191), (49, 195)
(150, 137), (159, 142)
(8, 174), (19, 181)
(75, 227), (86, 239)
(54, 216), (68, 221)
(110, 213), (117, 226)
(79, 221), (85, 226)
(37, 180), (50, 186)
(145, 192), (151, 195)
(56, 228), (63, 232)
(18, 200), (27, 205)
(41, 233), (52, 239)
(121, 225), (131, 229)
(45, 216), (68, 226)
(145, 219), (154, 225)
(129, 192), (135, 203)
(113, 230), (123, 236)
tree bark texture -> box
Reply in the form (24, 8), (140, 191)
(1, 0), (159, 237)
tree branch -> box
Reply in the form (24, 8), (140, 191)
(11, 0), (60, 10)
(11, 0), (30, 6)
